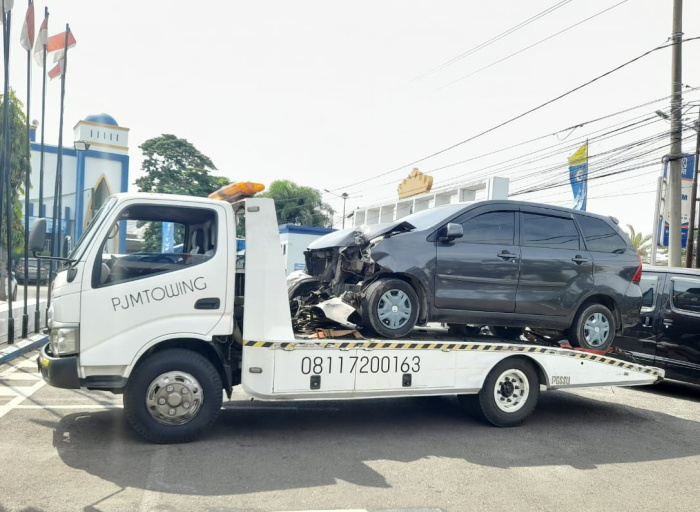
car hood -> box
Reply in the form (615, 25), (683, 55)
(307, 220), (416, 250)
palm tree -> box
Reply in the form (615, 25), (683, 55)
(626, 224), (652, 262)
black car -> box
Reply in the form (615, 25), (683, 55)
(16, 258), (49, 284)
(615, 265), (700, 384)
(290, 200), (643, 350)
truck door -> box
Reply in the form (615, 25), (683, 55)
(614, 272), (664, 367)
(78, 200), (231, 369)
(656, 275), (700, 384)
(434, 207), (519, 313)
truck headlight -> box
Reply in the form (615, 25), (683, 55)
(50, 326), (79, 356)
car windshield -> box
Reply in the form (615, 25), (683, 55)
(400, 203), (469, 230)
(67, 196), (118, 262)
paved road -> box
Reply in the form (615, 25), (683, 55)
(1, 349), (700, 512)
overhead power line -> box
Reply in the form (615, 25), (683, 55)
(435, 0), (629, 92)
(410, 0), (575, 83)
(331, 37), (700, 194)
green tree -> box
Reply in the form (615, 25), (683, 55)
(626, 224), (652, 262)
(259, 180), (334, 227)
(0, 90), (31, 299)
(135, 134), (228, 251)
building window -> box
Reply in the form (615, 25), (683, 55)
(90, 130), (93, 137)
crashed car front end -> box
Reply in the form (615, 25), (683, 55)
(288, 221), (414, 329)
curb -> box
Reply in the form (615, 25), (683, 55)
(0, 334), (49, 366)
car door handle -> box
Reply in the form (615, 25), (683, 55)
(497, 250), (518, 261)
(195, 298), (220, 310)
(663, 319), (673, 328)
(642, 316), (653, 328)
(571, 255), (589, 265)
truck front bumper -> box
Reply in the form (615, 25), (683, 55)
(37, 344), (80, 389)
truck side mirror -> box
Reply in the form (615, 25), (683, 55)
(439, 223), (463, 243)
(28, 218), (47, 254)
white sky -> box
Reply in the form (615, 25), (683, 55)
(7, 0), (700, 234)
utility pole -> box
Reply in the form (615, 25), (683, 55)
(686, 112), (700, 268)
(668, 0), (683, 267)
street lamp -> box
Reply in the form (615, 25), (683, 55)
(324, 189), (350, 229)
(73, 140), (90, 151)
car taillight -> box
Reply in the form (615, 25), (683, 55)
(632, 253), (643, 283)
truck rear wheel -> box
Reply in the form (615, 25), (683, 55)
(124, 349), (223, 444)
(466, 358), (539, 427)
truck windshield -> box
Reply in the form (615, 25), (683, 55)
(67, 197), (118, 262)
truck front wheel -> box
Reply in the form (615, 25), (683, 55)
(124, 349), (223, 444)
(462, 357), (539, 427)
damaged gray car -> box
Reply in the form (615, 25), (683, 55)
(288, 200), (643, 350)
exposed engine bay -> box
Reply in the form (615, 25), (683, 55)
(287, 221), (415, 332)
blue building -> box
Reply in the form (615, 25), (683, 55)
(22, 112), (130, 252)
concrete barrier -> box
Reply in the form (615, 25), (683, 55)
(0, 299), (48, 346)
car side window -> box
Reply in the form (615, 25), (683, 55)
(93, 204), (218, 288)
(460, 211), (514, 244)
(671, 278), (700, 315)
(576, 215), (627, 253)
(521, 213), (579, 250)
(639, 275), (658, 309)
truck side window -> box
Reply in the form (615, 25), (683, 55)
(460, 211), (514, 245)
(522, 213), (579, 250)
(93, 204), (218, 288)
(671, 278), (700, 315)
(575, 215), (627, 253)
(639, 275), (658, 309)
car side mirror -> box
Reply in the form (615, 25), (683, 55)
(28, 218), (47, 254)
(439, 223), (463, 243)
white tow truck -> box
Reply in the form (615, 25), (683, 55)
(32, 182), (664, 443)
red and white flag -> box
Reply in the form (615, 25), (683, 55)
(47, 58), (63, 79)
(33, 11), (47, 66)
(20, 1), (34, 51)
(46, 30), (76, 53)
(47, 29), (76, 80)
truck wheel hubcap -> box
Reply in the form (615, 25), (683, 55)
(583, 313), (610, 347)
(377, 289), (412, 330)
(493, 369), (529, 412)
(146, 371), (203, 425)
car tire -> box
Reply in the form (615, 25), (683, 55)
(362, 278), (419, 338)
(488, 326), (523, 340)
(124, 349), (223, 444)
(568, 303), (615, 350)
(467, 357), (540, 427)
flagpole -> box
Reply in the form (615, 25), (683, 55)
(52, 25), (69, 266)
(21, 0), (33, 338)
(585, 138), (589, 211)
(2, 3), (15, 343)
(38, 6), (47, 330)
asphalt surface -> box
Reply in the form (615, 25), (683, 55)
(1, 349), (700, 512)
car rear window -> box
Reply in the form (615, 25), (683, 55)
(576, 215), (627, 253)
(522, 213), (579, 250)
(671, 278), (700, 315)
